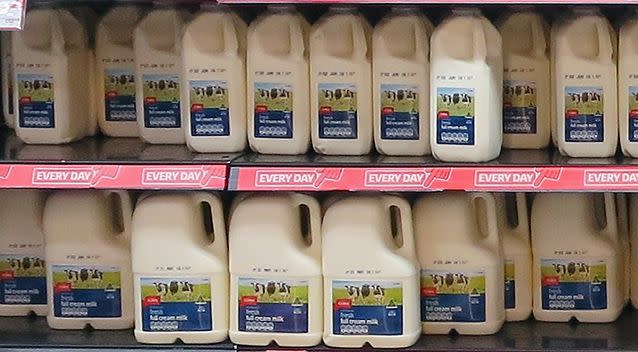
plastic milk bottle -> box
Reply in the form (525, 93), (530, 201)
(182, 5), (247, 153)
(96, 6), (144, 137)
(630, 194), (638, 308)
(44, 190), (134, 329)
(619, 14), (638, 157)
(498, 9), (551, 149)
(322, 195), (420, 348)
(310, 6), (373, 155)
(247, 6), (310, 155)
(553, 8), (617, 157)
(373, 8), (432, 156)
(414, 192), (505, 335)
(229, 193), (322, 347)
(496, 193), (532, 322)
(134, 6), (188, 144)
(430, 8), (503, 162)
(132, 192), (228, 344)
(531, 193), (624, 322)
(12, 8), (93, 144)
(0, 190), (47, 316)
(615, 193), (630, 304)
(2, 32), (14, 128)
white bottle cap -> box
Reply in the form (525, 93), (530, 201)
(329, 5), (357, 13)
(267, 4), (295, 12)
(391, 6), (420, 14)
(452, 7), (482, 16)
(570, 6), (601, 16)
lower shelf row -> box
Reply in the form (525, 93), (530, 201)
(0, 189), (634, 349)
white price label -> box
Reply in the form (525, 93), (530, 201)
(0, 0), (25, 30)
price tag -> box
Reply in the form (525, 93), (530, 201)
(0, 0), (25, 30)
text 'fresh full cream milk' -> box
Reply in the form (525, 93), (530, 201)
(247, 6), (310, 155)
(430, 8), (503, 162)
(134, 6), (188, 144)
(532, 193), (624, 322)
(132, 192), (228, 344)
(96, 6), (144, 137)
(498, 9), (550, 149)
(13, 8), (94, 144)
(553, 8), (617, 157)
(311, 6), (373, 156)
(229, 193), (322, 347)
(182, 5), (247, 153)
(415, 192), (505, 335)
(373, 7), (432, 156)
(44, 190), (134, 330)
(0, 190), (47, 317)
(322, 194), (420, 348)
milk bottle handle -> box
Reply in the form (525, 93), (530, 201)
(195, 192), (226, 250)
(352, 18), (369, 59)
(595, 20), (613, 62)
(291, 193), (321, 257)
(50, 12), (66, 54)
(602, 193), (620, 243)
(108, 190), (133, 241)
(382, 195), (416, 260)
(223, 15), (240, 55)
(531, 16), (548, 57)
(289, 19), (306, 58)
(473, 20), (487, 61)
(513, 193), (529, 240)
(471, 193), (500, 251)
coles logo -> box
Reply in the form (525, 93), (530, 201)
(143, 296), (161, 307)
(141, 166), (226, 187)
(54, 282), (72, 293)
(334, 298), (352, 310)
(254, 168), (343, 189)
(32, 166), (120, 186)
(583, 169), (638, 187)
(0, 270), (14, 281)
(474, 167), (562, 188)
(542, 275), (560, 287)
(364, 168), (452, 189)
(240, 296), (258, 307)
(421, 287), (437, 297)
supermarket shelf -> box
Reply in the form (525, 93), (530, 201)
(0, 130), (235, 190)
(228, 150), (638, 192)
(3, 310), (638, 351)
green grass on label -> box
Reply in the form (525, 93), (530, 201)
(541, 263), (607, 283)
(318, 93), (357, 112)
(437, 96), (473, 117)
(380, 92), (418, 114)
(504, 90), (536, 108)
(565, 99), (603, 116)
(421, 275), (486, 295)
(629, 93), (638, 111)
(105, 79), (135, 96)
(504, 263), (515, 281)
(238, 284), (308, 304)
(18, 86), (53, 103)
(143, 83), (179, 102)
(141, 283), (211, 303)
(332, 287), (403, 306)
(0, 260), (45, 278)
(254, 92), (292, 112)
(191, 90), (228, 109)
(53, 271), (121, 289)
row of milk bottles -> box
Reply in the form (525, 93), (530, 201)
(0, 189), (634, 345)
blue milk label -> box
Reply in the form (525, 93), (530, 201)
(254, 82), (293, 139)
(238, 277), (309, 333)
(380, 84), (419, 140)
(104, 68), (136, 122)
(0, 254), (46, 305)
(141, 277), (212, 332)
(52, 265), (122, 318)
(436, 87), (475, 145)
(421, 269), (486, 322)
(17, 73), (54, 128)
(190, 80), (230, 137)
(142, 74), (181, 128)
(503, 80), (537, 134)
(332, 280), (403, 335)
(318, 83), (358, 139)
(504, 260), (516, 309)
(541, 259), (607, 310)
(628, 86), (638, 142)
(564, 86), (604, 142)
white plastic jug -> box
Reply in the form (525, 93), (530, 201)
(496, 193), (531, 322)
(415, 192), (504, 335)
(310, 7), (373, 156)
(134, 7), (188, 144)
(12, 8), (93, 144)
(2, 32), (14, 128)
(132, 192), (228, 344)
(0, 190), (47, 316)
(498, 10), (550, 149)
(182, 5), (247, 153)
(322, 194), (420, 348)
(373, 8), (432, 156)
(630, 194), (638, 308)
(44, 190), (133, 329)
(430, 9), (503, 162)
(531, 193), (623, 322)
(229, 193), (322, 347)
(96, 5), (143, 137)
(615, 193), (630, 304)
(553, 8), (617, 157)
(619, 15), (638, 157)
(247, 6), (310, 155)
